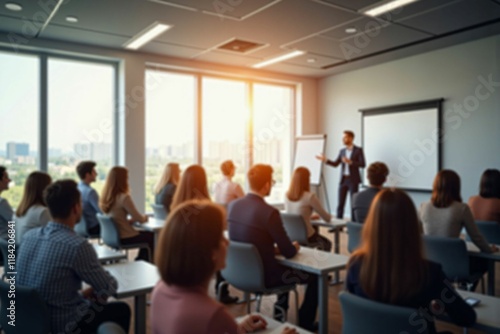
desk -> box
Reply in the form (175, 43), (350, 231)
(276, 247), (349, 334)
(236, 314), (313, 334)
(457, 291), (500, 333)
(93, 244), (127, 264)
(105, 260), (159, 334)
(135, 218), (165, 248)
(466, 242), (500, 295)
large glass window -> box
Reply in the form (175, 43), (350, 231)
(48, 58), (115, 193)
(253, 83), (293, 203)
(0, 51), (40, 208)
(202, 77), (247, 197)
(145, 70), (196, 209)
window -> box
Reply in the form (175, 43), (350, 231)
(0, 51), (40, 208)
(48, 58), (115, 193)
(145, 70), (196, 209)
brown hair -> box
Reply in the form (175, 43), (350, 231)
(76, 161), (96, 180)
(367, 162), (389, 187)
(100, 166), (129, 213)
(154, 163), (180, 194)
(349, 189), (428, 304)
(170, 165), (210, 210)
(431, 170), (462, 208)
(16, 171), (52, 217)
(479, 169), (500, 199)
(220, 160), (235, 177)
(248, 164), (273, 192)
(155, 200), (225, 286)
(344, 130), (355, 139)
(286, 167), (310, 201)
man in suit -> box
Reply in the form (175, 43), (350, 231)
(352, 162), (389, 223)
(317, 130), (366, 219)
(227, 164), (318, 331)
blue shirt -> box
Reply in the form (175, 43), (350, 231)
(78, 181), (102, 229)
(17, 222), (117, 334)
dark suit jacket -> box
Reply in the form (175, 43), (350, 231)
(227, 193), (297, 287)
(326, 145), (366, 184)
(155, 183), (176, 212)
(352, 187), (380, 223)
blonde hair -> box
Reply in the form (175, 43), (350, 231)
(154, 163), (180, 194)
(100, 166), (129, 213)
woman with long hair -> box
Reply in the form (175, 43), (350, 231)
(468, 169), (500, 224)
(100, 166), (154, 262)
(151, 200), (297, 334)
(15, 171), (52, 243)
(284, 167), (332, 251)
(347, 189), (476, 333)
(154, 162), (181, 212)
(170, 165), (210, 210)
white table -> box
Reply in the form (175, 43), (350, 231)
(466, 242), (500, 295)
(93, 244), (127, 264)
(457, 291), (500, 332)
(236, 314), (313, 334)
(105, 260), (160, 334)
(276, 247), (349, 334)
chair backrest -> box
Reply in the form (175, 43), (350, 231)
(221, 241), (266, 292)
(97, 214), (122, 249)
(465, 220), (500, 244)
(97, 322), (126, 334)
(339, 291), (428, 334)
(151, 203), (168, 220)
(347, 222), (363, 253)
(74, 217), (89, 238)
(422, 235), (469, 281)
(0, 280), (51, 334)
(280, 213), (309, 245)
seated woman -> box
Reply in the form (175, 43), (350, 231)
(346, 189), (476, 333)
(468, 169), (500, 224)
(154, 162), (180, 213)
(15, 171), (52, 243)
(100, 166), (154, 262)
(284, 167), (332, 251)
(213, 160), (244, 206)
(151, 200), (297, 334)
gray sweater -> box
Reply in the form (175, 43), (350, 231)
(420, 201), (491, 253)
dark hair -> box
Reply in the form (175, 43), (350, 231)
(350, 189), (428, 304)
(0, 166), (6, 179)
(44, 179), (81, 219)
(16, 171), (52, 217)
(431, 170), (462, 208)
(155, 200), (225, 286)
(479, 169), (500, 198)
(76, 161), (96, 180)
(344, 130), (355, 139)
(367, 162), (389, 187)
(220, 160), (235, 176)
(248, 164), (273, 191)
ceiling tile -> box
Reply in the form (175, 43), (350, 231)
(319, 0), (380, 12)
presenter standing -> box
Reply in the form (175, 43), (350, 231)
(316, 130), (365, 219)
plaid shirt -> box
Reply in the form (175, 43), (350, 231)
(17, 221), (117, 334)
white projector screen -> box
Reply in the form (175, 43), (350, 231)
(293, 135), (326, 186)
(361, 100), (443, 191)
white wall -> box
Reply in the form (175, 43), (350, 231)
(0, 34), (318, 210)
(318, 34), (500, 212)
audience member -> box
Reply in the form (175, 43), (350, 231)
(15, 171), (52, 243)
(100, 166), (154, 262)
(284, 166), (332, 251)
(169, 164), (238, 304)
(0, 166), (13, 240)
(17, 179), (130, 333)
(347, 188), (476, 333)
(213, 160), (244, 205)
(154, 162), (180, 213)
(228, 164), (318, 331)
(468, 169), (500, 224)
(76, 161), (102, 235)
(151, 200), (298, 334)
(352, 162), (388, 223)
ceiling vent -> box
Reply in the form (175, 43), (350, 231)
(217, 38), (265, 54)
